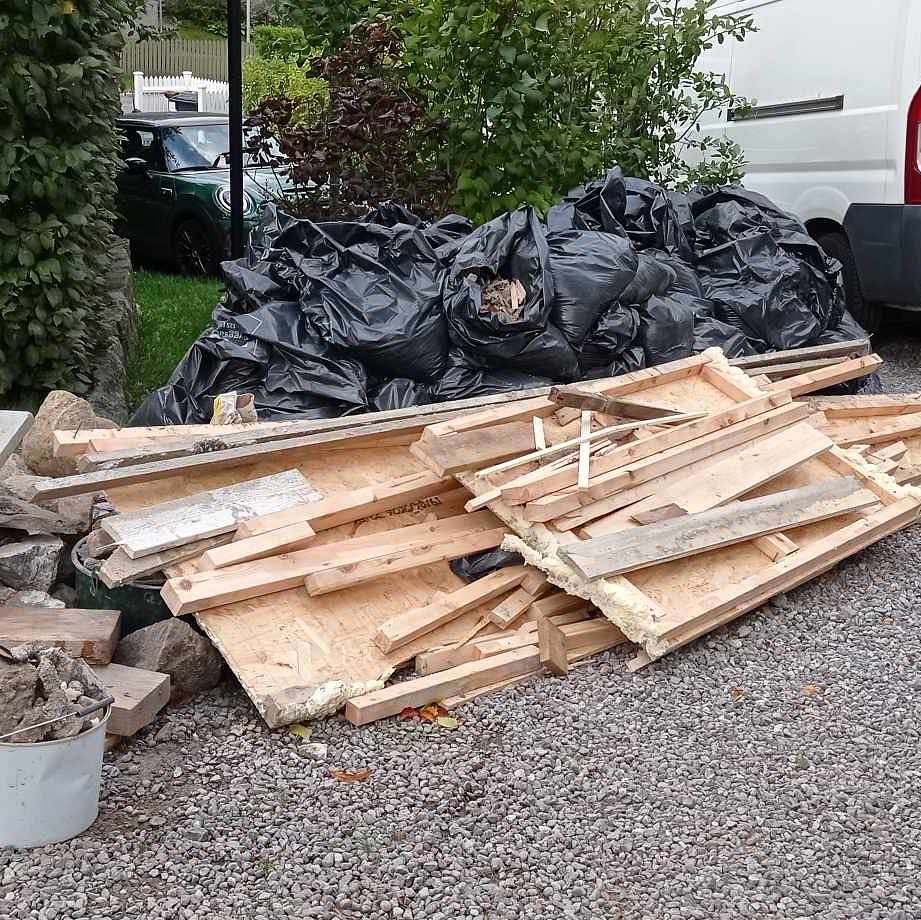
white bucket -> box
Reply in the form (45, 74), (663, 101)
(0, 709), (110, 848)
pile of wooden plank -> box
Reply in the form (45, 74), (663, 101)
(31, 340), (918, 728)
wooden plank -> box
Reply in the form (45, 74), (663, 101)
(559, 479), (878, 581)
(578, 412), (592, 489)
(236, 471), (455, 537)
(728, 338), (871, 369)
(749, 357), (847, 380)
(521, 402), (811, 522)
(344, 646), (541, 725)
(548, 386), (681, 419)
(373, 566), (529, 653)
(162, 510), (504, 615)
(90, 663), (170, 736)
(303, 527), (509, 597)
(199, 522), (316, 570)
(0, 608), (120, 664)
(539, 618), (627, 675)
(765, 353), (882, 397)
(528, 593), (592, 620)
(799, 395), (921, 419)
(0, 411), (33, 469)
(538, 617), (569, 675)
(488, 587), (536, 628)
(825, 412), (921, 448)
(99, 534), (233, 588)
(532, 416), (546, 450)
(102, 469), (319, 559)
(869, 441), (908, 463)
(411, 421), (540, 476)
(498, 393), (795, 507)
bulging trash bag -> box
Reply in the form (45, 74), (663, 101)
(371, 378), (435, 410)
(813, 309), (868, 345)
(620, 252), (677, 305)
(548, 229), (638, 346)
(623, 178), (696, 262)
(693, 313), (756, 358)
(567, 168), (629, 234)
(645, 249), (704, 297)
(691, 186), (805, 250)
(432, 350), (553, 401)
(579, 303), (641, 371)
(444, 207), (580, 380)
(638, 293), (699, 366)
(582, 343), (646, 380)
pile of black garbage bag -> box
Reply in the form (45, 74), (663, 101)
(133, 169), (871, 425)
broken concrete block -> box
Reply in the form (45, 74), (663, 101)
(113, 619), (222, 703)
(4, 590), (65, 608)
(0, 535), (64, 591)
(19, 390), (117, 477)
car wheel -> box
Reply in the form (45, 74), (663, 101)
(173, 218), (216, 276)
(816, 230), (882, 334)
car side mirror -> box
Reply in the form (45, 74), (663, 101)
(124, 157), (149, 175)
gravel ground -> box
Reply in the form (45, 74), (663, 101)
(4, 329), (921, 920)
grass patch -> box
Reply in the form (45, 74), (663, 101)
(128, 270), (223, 410)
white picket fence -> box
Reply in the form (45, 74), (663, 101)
(131, 71), (230, 114)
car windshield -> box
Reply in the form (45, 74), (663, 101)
(161, 124), (282, 171)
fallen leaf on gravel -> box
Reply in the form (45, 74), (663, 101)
(803, 684), (820, 696)
(729, 687), (744, 700)
(329, 768), (371, 783)
(399, 707), (421, 720)
(419, 704), (449, 722)
(288, 723), (313, 741)
(436, 716), (459, 729)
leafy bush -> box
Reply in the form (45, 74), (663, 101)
(243, 55), (328, 123)
(251, 24), (314, 62)
(400, 0), (753, 221)
(0, 0), (134, 397)
(275, 0), (379, 52)
(248, 20), (452, 220)
(163, 0), (226, 34)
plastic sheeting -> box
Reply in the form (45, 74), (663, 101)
(133, 173), (861, 426)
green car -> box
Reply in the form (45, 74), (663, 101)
(116, 112), (289, 274)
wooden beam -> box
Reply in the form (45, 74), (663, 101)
(304, 527), (508, 597)
(199, 521), (317, 570)
(488, 587), (537, 628)
(344, 646), (541, 725)
(559, 479), (878, 581)
(91, 663), (170, 736)
(99, 534), (233, 588)
(373, 566), (529, 653)
(748, 357), (847, 380)
(548, 386), (681, 419)
(798, 394), (921, 419)
(101, 470), (318, 559)
(411, 421), (540, 476)
(539, 618), (627, 675)
(765, 353), (882, 397)
(578, 412), (592, 489)
(0, 608), (120, 664)
(728, 338), (870, 369)
(825, 412), (921, 448)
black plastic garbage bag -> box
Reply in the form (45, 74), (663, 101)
(444, 207), (580, 380)
(638, 293), (698, 366)
(432, 350), (553, 402)
(813, 309), (869, 345)
(693, 314), (756, 358)
(579, 303), (641, 371)
(697, 233), (833, 350)
(646, 249), (704, 297)
(691, 186), (806, 250)
(623, 178), (696, 262)
(371, 378), (435, 410)
(548, 229), (637, 346)
(566, 168), (629, 234)
(582, 343), (646, 380)
(620, 251), (677, 305)
(450, 548), (526, 583)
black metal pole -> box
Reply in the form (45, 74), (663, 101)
(227, 0), (244, 259)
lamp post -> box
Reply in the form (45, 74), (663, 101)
(227, 0), (244, 259)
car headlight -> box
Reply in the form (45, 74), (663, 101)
(215, 187), (257, 217)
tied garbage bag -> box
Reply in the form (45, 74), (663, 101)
(444, 207), (580, 380)
(579, 304), (642, 371)
(548, 230), (638, 346)
(564, 167), (629, 234)
(623, 178), (696, 262)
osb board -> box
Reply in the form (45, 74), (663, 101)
(108, 443), (507, 727)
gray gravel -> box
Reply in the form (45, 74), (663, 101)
(3, 335), (921, 920)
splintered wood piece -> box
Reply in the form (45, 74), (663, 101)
(344, 646), (540, 725)
(91, 663), (170, 736)
(488, 587), (537, 628)
(304, 526), (508, 597)
(532, 416), (546, 451)
(539, 618), (627, 675)
(765, 353), (882, 397)
(235, 470), (453, 537)
(754, 532), (799, 561)
(728, 338), (871, 369)
(548, 386), (681, 419)
(559, 479), (878, 581)
(500, 393), (797, 507)
(102, 469), (319, 559)
(869, 441), (908, 463)
(162, 510), (504, 615)
(411, 421), (540, 476)
(0, 411), (33, 469)
(521, 401), (810, 522)
(199, 522), (317, 570)
(521, 569), (550, 596)
(578, 412), (592, 489)
(0, 608), (121, 664)
(373, 565), (529, 653)
(99, 534), (233, 588)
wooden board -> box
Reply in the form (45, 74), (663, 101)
(0, 608), (120, 664)
(99, 534), (233, 588)
(765, 353), (882, 397)
(0, 411), (33, 469)
(559, 479), (877, 580)
(90, 663), (170, 736)
(103, 470), (321, 558)
(728, 338), (870, 369)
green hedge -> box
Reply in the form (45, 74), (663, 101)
(0, 0), (134, 398)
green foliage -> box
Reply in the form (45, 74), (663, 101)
(399, 0), (753, 221)
(243, 56), (328, 124)
(276, 0), (380, 52)
(251, 25), (314, 62)
(163, 0), (226, 34)
(0, 0), (136, 398)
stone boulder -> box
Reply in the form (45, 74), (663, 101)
(19, 390), (117, 477)
(4, 589), (66, 608)
(114, 619), (223, 702)
(0, 535), (63, 591)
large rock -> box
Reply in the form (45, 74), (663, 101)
(114, 619), (223, 703)
(19, 390), (117, 477)
(0, 535), (64, 591)
(5, 589), (66, 608)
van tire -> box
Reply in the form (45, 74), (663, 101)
(815, 231), (882, 334)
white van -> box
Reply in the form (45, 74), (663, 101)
(696, 0), (921, 331)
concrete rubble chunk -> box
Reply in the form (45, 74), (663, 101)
(0, 535), (64, 591)
(114, 619), (223, 703)
(19, 390), (117, 477)
(7, 589), (66, 608)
